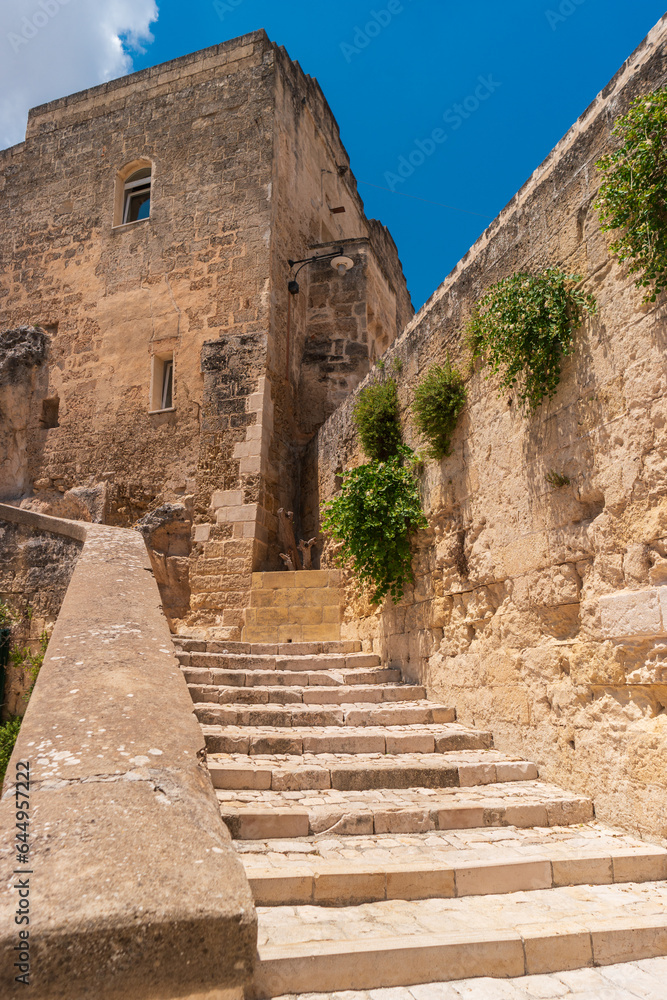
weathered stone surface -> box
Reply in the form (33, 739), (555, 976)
(0, 511), (82, 718)
(312, 16), (667, 840)
(0, 504), (256, 999)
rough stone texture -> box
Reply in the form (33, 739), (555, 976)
(0, 511), (81, 718)
(0, 31), (411, 637)
(313, 17), (667, 840)
(0, 504), (256, 999)
(0, 327), (49, 500)
(138, 501), (193, 625)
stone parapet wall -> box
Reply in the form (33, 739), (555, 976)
(313, 17), (667, 839)
(0, 504), (256, 999)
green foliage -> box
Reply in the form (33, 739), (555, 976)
(0, 717), (21, 788)
(10, 631), (48, 700)
(353, 376), (401, 460)
(412, 358), (467, 459)
(0, 601), (18, 627)
(322, 446), (428, 604)
(467, 269), (597, 411)
(595, 87), (667, 302)
(546, 470), (571, 489)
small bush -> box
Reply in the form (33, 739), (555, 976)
(322, 446), (427, 604)
(595, 87), (667, 302)
(0, 717), (21, 788)
(412, 359), (467, 459)
(467, 269), (597, 412)
(546, 470), (571, 489)
(353, 377), (401, 460)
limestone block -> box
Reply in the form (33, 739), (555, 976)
(599, 588), (664, 639)
(193, 523), (211, 543)
(212, 490), (243, 509)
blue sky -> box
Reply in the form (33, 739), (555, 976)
(3, 0), (665, 309)
(131, 0), (667, 309)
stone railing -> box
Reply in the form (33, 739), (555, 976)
(0, 504), (256, 1000)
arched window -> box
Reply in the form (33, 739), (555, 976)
(113, 159), (153, 227)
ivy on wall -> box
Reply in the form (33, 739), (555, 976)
(353, 376), (401, 460)
(322, 447), (427, 604)
(595, 86), (667, 302)
(467, 269), (597, 411)
(412, 358), (467, 459)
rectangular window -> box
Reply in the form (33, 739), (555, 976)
(161, 359), (173, 410)
(123, 171), (151, 224)
(150, 354), (175, 412)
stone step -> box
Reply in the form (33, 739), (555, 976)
(217, 780), (594, 839)
(182, 666), (403, 688)
(251, 881), (667, 997)
(208, 751), (537, 791)
(190, 684), (426, 706)
(237, 824), (667, 905)
(202, 723), (494, 756)
(194, 701), (456, 729)
(178, 651), (382, 671)
(172, 638), (362, 655)
(269, 958), (667, 1000)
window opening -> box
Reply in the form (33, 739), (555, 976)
(161, 359), (174, 410)
(123, 167), (151, 224)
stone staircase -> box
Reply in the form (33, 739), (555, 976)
(174, 636), (667, 998)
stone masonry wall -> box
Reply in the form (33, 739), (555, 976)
(0, 32), (274, 526)
(314, 16), (667, 840)
(0, 516), (81, 718)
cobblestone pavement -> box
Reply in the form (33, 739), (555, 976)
(270, 956), (667, 998)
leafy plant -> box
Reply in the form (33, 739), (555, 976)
(322, 446), (427, 604)
(353, 376), (401, 461)
(412, 358), (467, 459)
(10, 631), (48, 700)
(0, 601), (18, 628)
(546, 470), (571, 488)
(0, 717), (21, 788)
(467, 269), (597, 411)
(595, 87), (667, 302)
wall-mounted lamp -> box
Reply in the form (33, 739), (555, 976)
(287, 249), (354, 295)
(285, 249), (355, 382)
(331, 255), (354, 277)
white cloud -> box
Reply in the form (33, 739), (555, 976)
(0, 0), (159, 149)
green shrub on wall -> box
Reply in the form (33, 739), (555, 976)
(412, 358), (467, 459)
(0, 717), (21, 787)
(353, 376), (401, 460)
(322, 446), (427, 604)
(467, 269), (597, 412)
(595, 87), (667, 302)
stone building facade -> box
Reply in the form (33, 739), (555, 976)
(0, 30), (411, 635)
